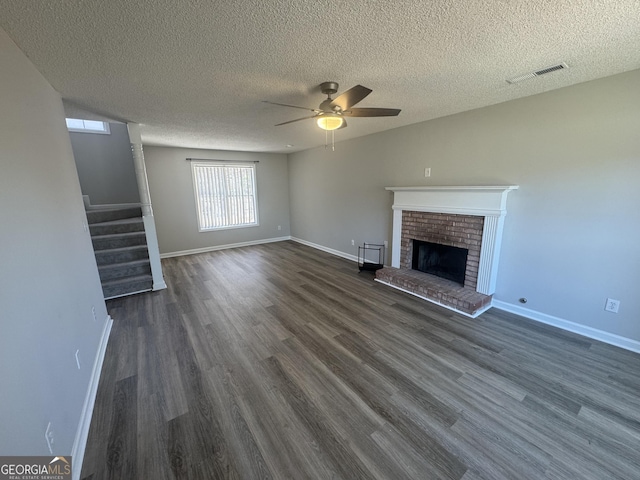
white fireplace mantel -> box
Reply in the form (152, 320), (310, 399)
(385, 185), (519, 216)
(386, 185), (518, 295)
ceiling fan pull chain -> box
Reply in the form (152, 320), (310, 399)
(332, 130), (335, 151)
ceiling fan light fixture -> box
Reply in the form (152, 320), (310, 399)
(316, 115), (344, 131)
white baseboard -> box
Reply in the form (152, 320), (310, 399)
(160, 236), (292, 259)
(71, 315), (113, 480)
(290, 237), (359, 263)
(492, 300), (640, 354)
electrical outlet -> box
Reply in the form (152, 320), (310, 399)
(424, 167), (431, 177)
(277, 225), (281, 231)
(45, 422), (54, 454)
(605, 298), (620, 313)
(351, 239), (355, 246)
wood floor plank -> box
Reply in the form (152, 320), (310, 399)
(105, 374), (137, 480)
(230, 374), (337, 479)
(81, 241), (640, 479)
(263, 354), (375, 479)
(371, 423), (464, 480)
(278, 331), (389, 435)
(136, 393), (172, 480)
(201, 365), (273, 480)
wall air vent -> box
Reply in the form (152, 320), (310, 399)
(507, 63), (568, 84)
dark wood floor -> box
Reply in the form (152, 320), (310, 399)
(81, 241), (640, 479)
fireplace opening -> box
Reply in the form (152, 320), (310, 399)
(412, 239), (468, 286)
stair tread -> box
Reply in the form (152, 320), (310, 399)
(90, 217), (143, 227)
(86, 206), (143, 225)
(86, 206), (140, 212)
(87, 205), (140, 211)
(102, 274), (153, 286)
(94, 244), (149, 254)
(98, 259), (151, 271)
(92, 231), (146, 239)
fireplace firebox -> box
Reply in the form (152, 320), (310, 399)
(412, 239), (468, 287)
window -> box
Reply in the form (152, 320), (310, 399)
(65, 118), (110, 134)
(191, 161), (258, 231)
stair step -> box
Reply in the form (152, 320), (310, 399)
(90, 217), (145, 236)
(92, 231), (147, 250)
(102, 274), (153, 300)
(95, 245), (149, 265)
(86, 206), (142, 225)
(98, 259), (151, 281)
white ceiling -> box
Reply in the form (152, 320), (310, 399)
(1, 0), (639, 153)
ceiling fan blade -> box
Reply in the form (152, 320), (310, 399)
(274, 115), (318, 126)
(262, 100), (320, 113)
(343, 107), (401, 117)
(329, 85), (372, 111)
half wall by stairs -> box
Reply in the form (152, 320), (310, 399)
(87, 206), (153, 299)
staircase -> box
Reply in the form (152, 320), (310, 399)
(86, 206), (153, 299)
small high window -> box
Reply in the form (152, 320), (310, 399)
(65, 118), (111, 134)
(191, 161), (259, 231)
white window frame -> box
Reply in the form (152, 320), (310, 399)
(190, 161), (259, 232)
(65, 118), (111, 134)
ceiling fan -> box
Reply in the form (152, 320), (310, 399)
(263, 81), (401, 131)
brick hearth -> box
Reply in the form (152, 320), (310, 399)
(375, 267), (492, 316)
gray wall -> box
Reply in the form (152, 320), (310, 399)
(144, 146), (290, 255)
(70, 122), (140, 205)
(288, 69), (640, 343)
(0, 28), (109, 455)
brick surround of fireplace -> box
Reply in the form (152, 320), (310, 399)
(400, 211), (484, 290)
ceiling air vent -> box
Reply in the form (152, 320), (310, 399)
(507, 63), (568, 84)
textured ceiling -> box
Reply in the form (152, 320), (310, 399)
(1, 0), (639, 153)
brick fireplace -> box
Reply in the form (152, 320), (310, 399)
(400, 211), (483, 290)
(376, 185), (518, 317)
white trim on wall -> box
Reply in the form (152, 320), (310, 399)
(492, 300), (640, 354)
(71, 315), (113, 480)
(290, 237), (359, 263)
(160, 236), (291, 258)
(161, 235), (360, 263)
